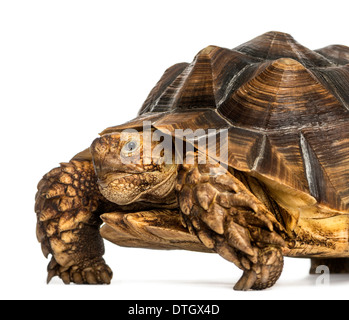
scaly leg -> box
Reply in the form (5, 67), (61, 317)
(35, 158), (113, 284)
(177, 161), (286, 290)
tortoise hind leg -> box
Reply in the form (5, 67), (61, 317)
(35, 159), (113, 284)
(310, 258), (349, 274)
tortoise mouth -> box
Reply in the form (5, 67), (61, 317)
(98, 172), (137, 189)
(97, 167), (177, 206)
(98, 172), (154, 205)
(98, 171), (156, 195)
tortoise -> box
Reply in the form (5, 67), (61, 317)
(35, 31), (349, 290)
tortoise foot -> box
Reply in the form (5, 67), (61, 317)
(234, 246), (284, 291)
(47, 257), (113, 284)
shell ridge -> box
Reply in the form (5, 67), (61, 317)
(315, 45), (349, 66)
(234, 31), (333, 68)
(140, 63), (189, 115)
(251, 133), (310, 195)
(264, 60), (289, 131)
(264, 32), (278, 61)
(286, 37), (311, 68)
(309, 67), (349, 112)
(151, 63), (194, 112)
(299, 132), (318, 198)
(173, 49), (216, 110)
(217, 62), (261, 108)
(206, 49), (219, 107)
(251, 134), (267, 171)
(299, 131), (347, 210)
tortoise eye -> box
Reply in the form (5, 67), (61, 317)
(122, 140), (139, 154)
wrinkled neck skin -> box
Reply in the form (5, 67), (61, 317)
(114, 188), (179, 212)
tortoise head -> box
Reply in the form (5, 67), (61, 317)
(90, 130), (177, 205)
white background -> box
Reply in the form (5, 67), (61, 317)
(1, 0), (349, 300)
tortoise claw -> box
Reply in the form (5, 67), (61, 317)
(234, 270), (257, 291)
(234, 246), (284, 291)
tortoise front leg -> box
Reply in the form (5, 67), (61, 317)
(35, 159), (113, 284)
(177, 162), (286, 290)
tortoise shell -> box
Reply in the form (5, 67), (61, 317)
(101, 31), (349, 214)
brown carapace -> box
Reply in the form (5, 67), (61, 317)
(35, 32), (349, 290)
